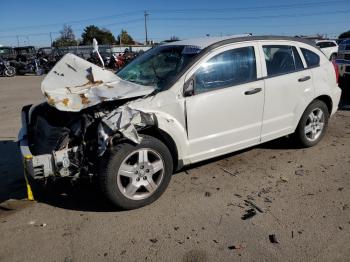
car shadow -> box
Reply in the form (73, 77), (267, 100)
(0, 140), (120, 212)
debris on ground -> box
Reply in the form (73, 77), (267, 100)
(204, 192), (211, 197)
(295, 169), (305, 176)
(228, 244), (245, 250)
(244, 200), (264, 213)
(220, 167), (238, 176)
(264, 197), (272, 203)
(280, 176), (289, 182)
(149, 238), (158, 243)
(241, 209), (257, 220)
(269, 234), (279, 244)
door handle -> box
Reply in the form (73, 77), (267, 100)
(244, 88), (262, 95)
(298, 76), (311, 82)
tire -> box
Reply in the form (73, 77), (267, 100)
(4, 66), (16, 77)
(99, 135), (173, 210)
(295, 100), (329, 147)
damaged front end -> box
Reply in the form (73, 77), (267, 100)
(18, 54), (157, 180)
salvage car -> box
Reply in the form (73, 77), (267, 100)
(19, 36), (341, 209)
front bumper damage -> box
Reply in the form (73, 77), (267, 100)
(18, 53), (159, 180)
(19, 106), (79, 179)
(19, 104), (157, 180)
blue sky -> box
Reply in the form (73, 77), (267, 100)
(0, 0), (349, 46)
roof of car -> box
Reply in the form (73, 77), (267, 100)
(315, 40), (337, 43)
(164, 35), (316, 50)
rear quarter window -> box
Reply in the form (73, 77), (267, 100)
(301, 48), (320, 68)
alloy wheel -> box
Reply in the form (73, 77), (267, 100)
(116, 148), (165, 200)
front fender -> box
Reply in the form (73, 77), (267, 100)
(153, 111), (190, 164)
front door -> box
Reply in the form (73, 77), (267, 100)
(185, 43), (264, 163)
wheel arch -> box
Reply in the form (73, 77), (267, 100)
(293, 94), (333, 133)
(139, 127), (182, 172)
(314, 95), (333, 114)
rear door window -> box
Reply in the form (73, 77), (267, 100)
(263, 45), (304, 76)
(301, 48), (320, 67)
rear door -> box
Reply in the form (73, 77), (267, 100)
(259, 42), (314, 142)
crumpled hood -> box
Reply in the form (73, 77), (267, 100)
(41, 53), (155, 112)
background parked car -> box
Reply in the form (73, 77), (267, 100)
(14, 46), (36, 62)
(0, 46), (16, 60)
(336, 38), (350, 83)
(316, 40), (338, 60)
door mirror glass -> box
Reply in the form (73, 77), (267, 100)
(184, 78), (194, 97)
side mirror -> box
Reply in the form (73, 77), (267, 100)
(183, 78), (195, 97)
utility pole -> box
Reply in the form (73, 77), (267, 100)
(16, 35), (19, 47)
(144, 11), (149, 45)
(50, 32), (53, 47)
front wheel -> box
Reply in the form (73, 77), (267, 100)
(294, 100), (329, 147)
(4, 66), (16, 77)
(99, 135), (173, 210)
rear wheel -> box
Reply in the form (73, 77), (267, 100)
(99, 135), (173, 209)
(295, 100), (329, 147)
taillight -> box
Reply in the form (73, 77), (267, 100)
(332, 60), (339, 84)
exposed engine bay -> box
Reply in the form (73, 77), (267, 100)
(23, 99), (157, 179)
(19, 53), (158, 180)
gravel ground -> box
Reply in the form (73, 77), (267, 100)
(0, 76), (349, 262)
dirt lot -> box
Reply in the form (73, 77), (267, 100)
(0, 76), (349, 262)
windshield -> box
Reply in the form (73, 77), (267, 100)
(117, 45), (200, 90)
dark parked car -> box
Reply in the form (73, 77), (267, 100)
(14, 46), (36, 62)
(0, 46), (16, 60)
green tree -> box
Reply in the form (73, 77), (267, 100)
(116, 30), (135, 45)
(52, 25), (78, 47)
(339, 30), (350, 39)
(81, 25), (117, 45)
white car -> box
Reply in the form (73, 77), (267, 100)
(316, 40), (338, 60)
(19, 36), (341, 209)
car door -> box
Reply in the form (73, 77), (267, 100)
(184, 43), (265, 163)
(259, 42), (314, 142)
